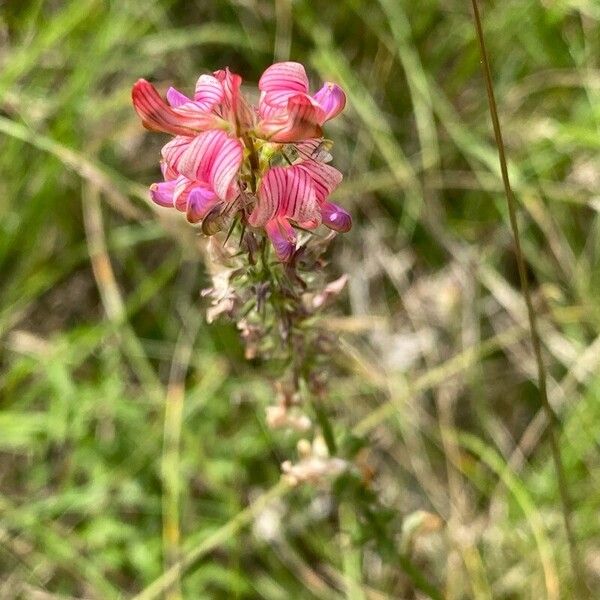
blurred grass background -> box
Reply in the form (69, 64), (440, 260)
(1, 0), (600, 598)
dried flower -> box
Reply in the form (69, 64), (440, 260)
(265, 404), (312, 432)
(281, 436), (348, 486)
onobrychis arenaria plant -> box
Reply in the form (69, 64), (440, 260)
(132, 62), (352, 487)
(132, 61), (351, 261)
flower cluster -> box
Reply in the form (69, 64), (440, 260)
(132, 62), (351, 260)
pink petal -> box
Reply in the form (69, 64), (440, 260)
(214, 68), (243, 108)
(251, 165), (319, 227)
(213, 68), (253, 131)
(258, 94), (324, 143)
(167, 87), (191, 107)
(186, 186), (219, 223)
(295, 139), (333, 163)
(281, 165), (320, 224)
(296, 159), (342, 203)
(132, 79), (219, 135)
(259, 62), (309, 95)
(161, 136), (192, 173)
(321, 201), (352, 232)
(173, 175), (195, 211)
(175, 130), (243, 200)
(149, 179), (176, 207)
(160, 160), (178, 181)
(259, 89), (301, 112)
(265, 218), (296, 262)
(312, 83), (346, 123)
(194, 74), (225, 109)
(250, 166), (286, 227)
(132, 80), (194, 136)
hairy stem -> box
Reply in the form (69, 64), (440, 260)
(468, 1), (586, 596)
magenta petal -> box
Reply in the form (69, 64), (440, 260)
(213, 68), (242, 108)
(167, 87), (191, 107)
(186, 186), (218, 223)
(313, 83), (346, 123)
(265, 218), (296, 262)
(321, 201), (352, 232)
(132, 79), (194, 136)
(149, 180), (177, 207)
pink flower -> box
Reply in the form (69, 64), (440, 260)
(132, 62), (350, 260)
(257, 62), (346, 143)
(150, 129), (243, 224)
(249, 150), (351, 261)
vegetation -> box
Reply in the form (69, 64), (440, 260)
(1, 1), (599, 598)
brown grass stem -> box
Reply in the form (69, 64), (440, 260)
(468, 1), (586, 596)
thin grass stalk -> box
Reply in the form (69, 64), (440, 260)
(161, 317), (200, 600)
(161, 376), (184, 600)
(468, 1), (586, 596)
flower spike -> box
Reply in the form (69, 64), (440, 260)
(132, 61), (350, 259)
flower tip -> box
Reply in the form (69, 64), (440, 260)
(265, 219), (296, 262)
(314, 82), (346, 122)
(186, 186), (218, 224)
(131, 78), (151, 97)
(322, 202), (352, 233)
(149, 180), (176, 207)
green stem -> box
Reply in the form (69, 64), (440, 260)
(468, 1), (586, 596)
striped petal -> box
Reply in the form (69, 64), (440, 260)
(132, 79), (218, 135)
(295, 139), (333, 163)
(259, 62), (309, 96)
(149, 179), (176, 207)
(175, 130), (243, 200)
(173, 175), (196, 211)
(160, 159), (178, 181)
(282, 165), (320, 224)
(313, 83), (346, 123)
(258, 94), (324, 142)
(296, 159), (343, 203)
(250, 166), (285, 226)
(194, 74), (225, 110)
(161, 136), (192, 173)
(258, 62), (311, 117)
(265, 218), (296, 262)
(214, 68), (242, 109)
(251, 165), (319, 227)
(215, 68), (254, 132)
(321, 201), (352, 232)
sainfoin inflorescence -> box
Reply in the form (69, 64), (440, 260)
(132, 62), (351, 261)
(132, 62), (353, 486)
